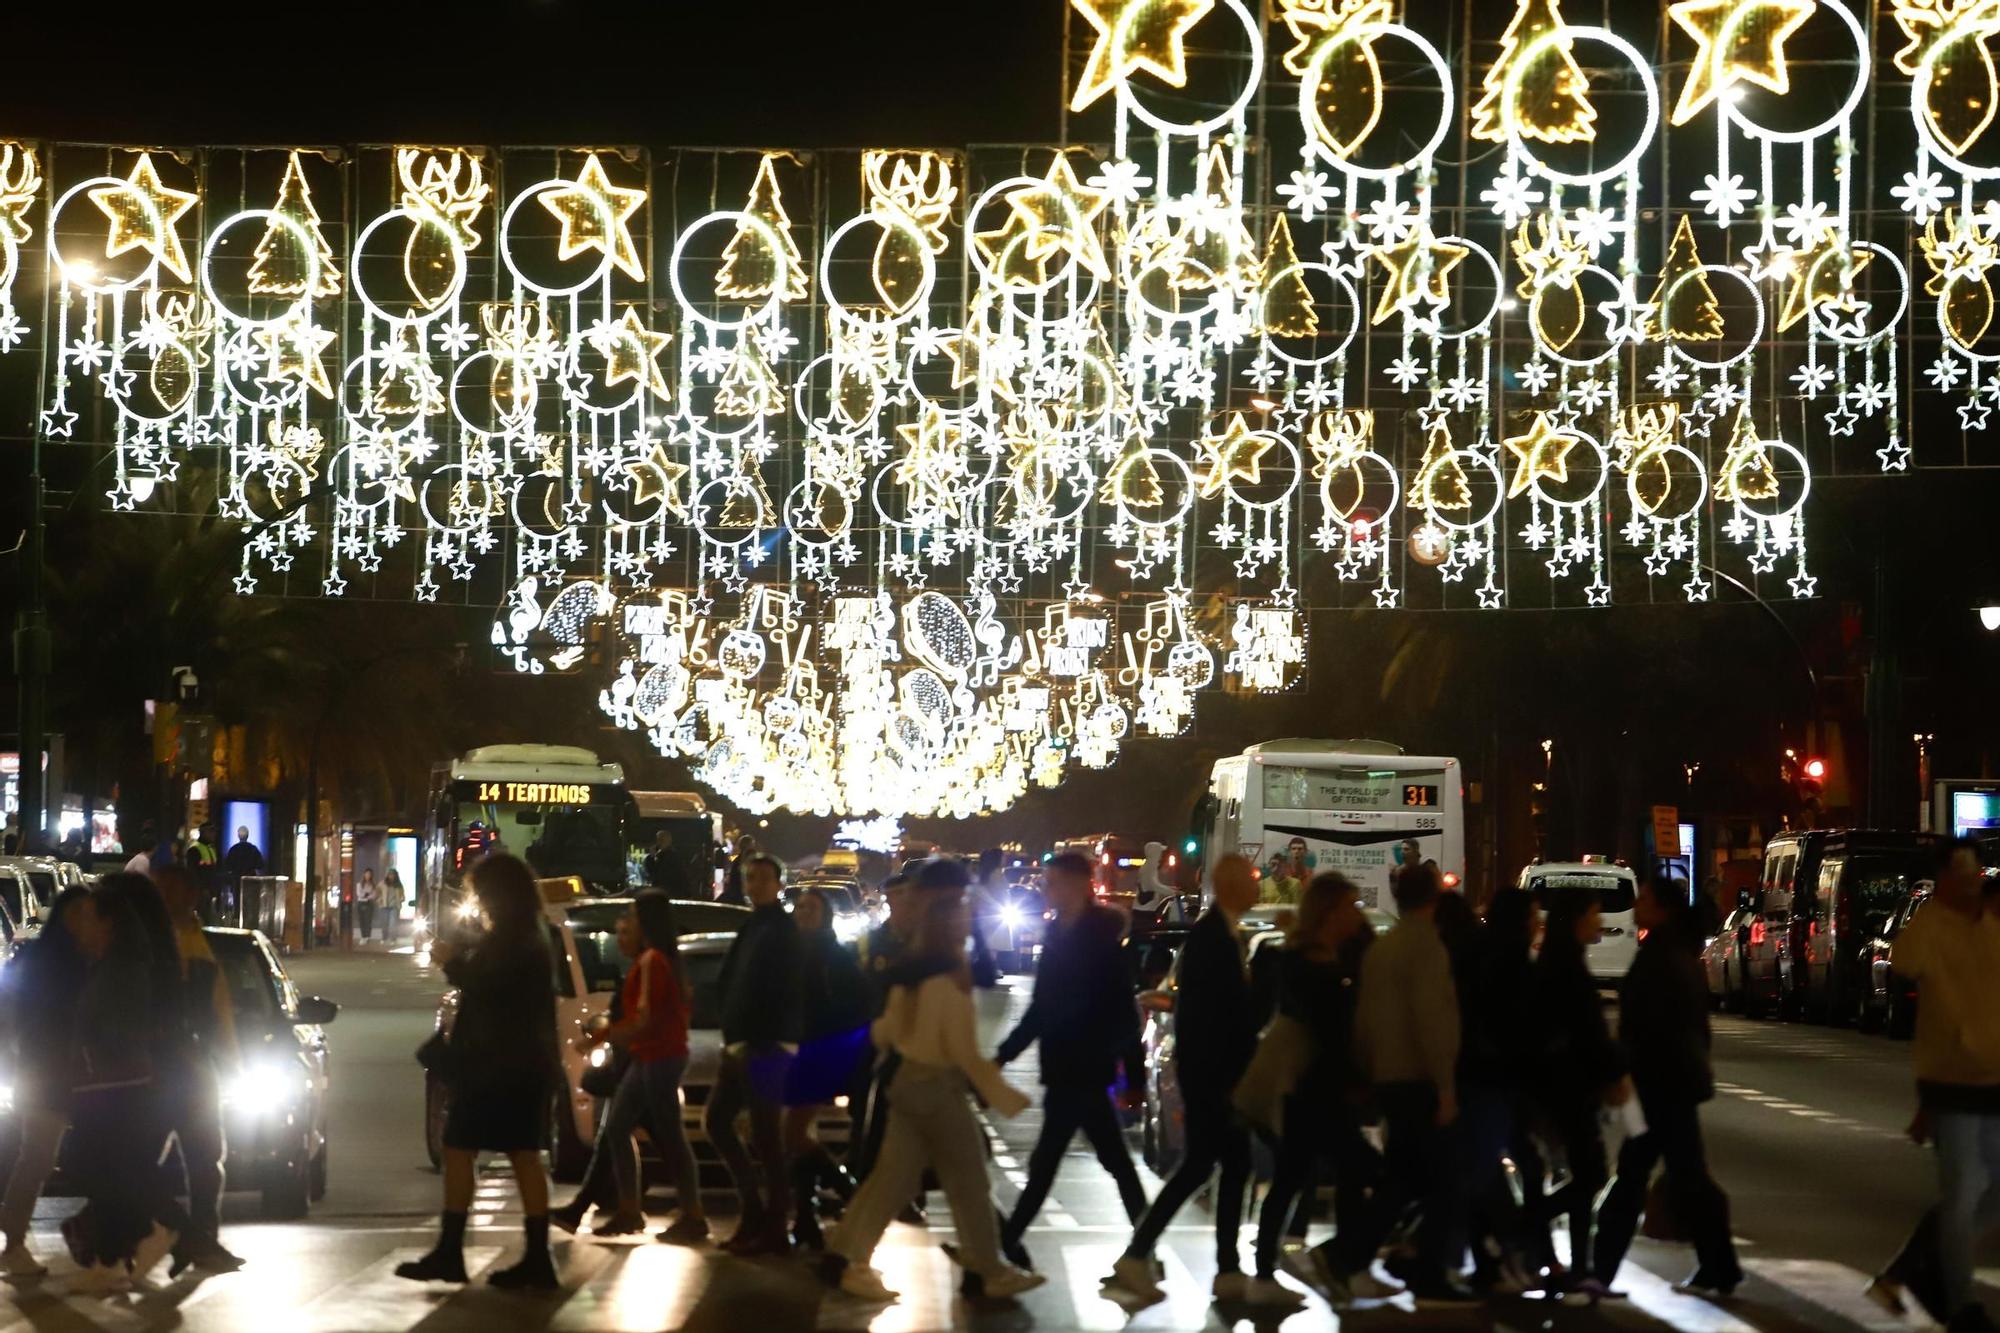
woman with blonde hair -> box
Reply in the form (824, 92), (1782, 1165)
(824, 892), (1043, 1303)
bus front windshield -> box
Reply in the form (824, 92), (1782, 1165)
(457, 799), (626, 887)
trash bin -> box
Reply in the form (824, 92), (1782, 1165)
(239, 874), (288, 942)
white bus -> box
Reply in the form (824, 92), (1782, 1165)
(423, 745), (632, 921)
(1198, 739), (1465, 914)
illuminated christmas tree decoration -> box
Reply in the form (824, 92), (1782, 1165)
(1258, 214), (1318, 337)
(1410, 421), (1473, 512)
(1067, 0), (1216, 113)
(89, 153), (199, 283)
(1195, 413), (1275, 498)
(1101, 435), (1166, 508)
(715, 154), (807, 302)
(1366, 224), (1470, 325)
(249, 153), (342, 298)
(1714, 410), (1782, 501)
(371, 325), (445, 418)
(587, 309), (673, 401)
(1643, 216), (1725, 341)
(1504, 412), (1579, 498)
(713, 338), (784, 417)
(1472, 0), (1598, 144)
(1667, 0), (1817, 127)
(538, 152), (647, 282)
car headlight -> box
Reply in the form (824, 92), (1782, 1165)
(411, 913), (429, 936)
(833, 914), (864, 943)
(224, 1062), (305, 1113)
(454, 899), (481, 922)
(1000, 905), (1022, 928)
(0, 1082), (13, 1115)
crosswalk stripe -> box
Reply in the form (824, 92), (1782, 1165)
(1057, 1242), (1135, 1332)
(1747, 1258), (1932, 1332)
(550, 1240), (706, 1331)
(1616, 1263), (1760, 1332)
(817, 1232), (960, 1331)
(293, 1246), (505, 1333)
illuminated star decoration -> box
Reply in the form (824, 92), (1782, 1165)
(1775, 239), (1873, 332)
(253, 318), (337, 399)
(1195, 413), (1275, 499)
(1068, 0), (1216, 112)
(624, 441), (690, 514)
(1366, 224), (1470, 325)
(1668, 0), (1818, 126)
(587, 309), (673, 401)
(893, 402), (973, 519)
(976, 152), (1112, 285)
(1503, 413), (1579, 498)
(540, 152), (647, 281)
(89, 152), (199, 282)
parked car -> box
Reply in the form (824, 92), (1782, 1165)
(786, 874), (869, 944)
(1758, 830), (1938, 1023)
(206, 928), (338, 1217)
(1701, 906), (1750, 1010)
(0, 860), (51, 930)
(1519, 859), (1640, 984)
(1859, 889), (1929, 1037)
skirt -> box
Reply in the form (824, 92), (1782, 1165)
(443, 1070), (552, 1152)
(784, 1026), (870, 1107)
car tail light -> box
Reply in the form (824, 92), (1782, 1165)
(1751, 919), (1766, 948)
(1637, 928), (1649, 942)
(1442, 872), (1460, 888)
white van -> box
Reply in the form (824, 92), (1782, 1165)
(1518, 859), (1640, 983)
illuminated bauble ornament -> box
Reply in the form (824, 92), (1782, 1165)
(902, 591), (977, 678)
(1167, 639), (1216, 689)
(718, 628), (767, 680)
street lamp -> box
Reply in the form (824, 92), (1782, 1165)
(1980, 606), (2000, 632)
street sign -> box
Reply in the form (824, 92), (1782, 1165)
(1652, 805), (1681, 857)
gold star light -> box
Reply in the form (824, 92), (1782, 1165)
(539, 153), (647, 281)
(254, 317), (336, 399)
(1504, 413), (1579, 498)
(624, 441), (690, 514)
(89, 153), (199, 283)
(1069, 0), (1216, 112)
(1196, 413), (1274, 498)
(1668, 0), (1817, 126)
(894, 402), (973, 518)
(1365, 225), (1470, 325)
(588, 309), (673, 401)
(1775, 238), (1873, 332)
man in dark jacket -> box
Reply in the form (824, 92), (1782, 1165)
(1108, 853), (1260, 1304)
(1593, 877), (1742, 1295)
(996, 853), (1149, 1268)
(706, 853), (802, 1255)
(642, 831), (690, 898)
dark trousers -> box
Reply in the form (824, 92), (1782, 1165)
(1259, 1093), (1381, 1277)
(704, 1046), (792, 1230)
(159, 1079), (225, 1243)
(359, 903), (376, 940)
(1126, 1092), (1249, 1271)
(1594, 1097), (1739, 1286)
(1328, 1082), (1457, 1282)
(1883, 1206), (1948, 1323)
(69, 1083), (172, 1265)
(1003, 1083), (1148, 1245)
(1541, 1102), (1607, 1276)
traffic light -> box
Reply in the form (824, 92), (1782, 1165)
(1182, 836), (1198, 856)
(1802, 757), (1827, 783)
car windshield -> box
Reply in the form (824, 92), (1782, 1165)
(206, 932), (285, 1023)
(791, 885), (860, 915)
(1843, 854), (1928, 934)
(566, 899), (750, 996)
(1527, 872), (1636, 915)
(24, 872), (55, 915)
(682, 948), (730, 1029)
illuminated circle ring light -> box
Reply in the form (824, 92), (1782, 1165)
(1537, 263), (1625, 368)
(48, 176), (163, 294)
(1936, 283), (2000, 360)
(1527, 427), (1609, 510)
(448, 349), (538, 439)
(200, 209), (321, 331)
(1661, 264), (1766, 369)
(1722, 0), (1869, 145)
(498, 179), (621, 299)
(1120, 239), (1222, 328)
(334, 341), (445, 441)
(1030, 349), (1121, 434)
(1259, 263), (1361, 365)
(819, 210), (935, 328)
(1730, 437), (1811, 521)
(1298, 22), (1453, 180)
(509, 472), (578, 542)
(557, 336), (649, 420)
(1316, 449), (1401, 525)
(1500, 26), (1659, 186)
(419, 463), (502, 535)
(670, 209), (787, 332)
(1913, 15), (2000, 178)
(1110, 447), (1197, 530)
(1418, 450), (1505, 534)
(782, 478), (854, 545)
(1218, 434), (1301, 512)
(1804, 240), (1910, 346)
(1625, 443), (1709, 524)
(965, 175), (1099, 300)
(685, 475), (762, 546)
(112, 337), (207, 424)
(790, 351), (882, 434)
(351, 207), (466, 327)
(1114, 0), (1265, 139)
(212, 326), (314, 414)
(1431, 235), (1503, 341)
(866, 438), (996, 532)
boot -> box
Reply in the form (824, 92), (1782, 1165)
(488, 1215), (560, 1291)
(549, 1197), (591, 1235)
(396, 1211), (469, 1283)
(789, 1159), (824, 1250)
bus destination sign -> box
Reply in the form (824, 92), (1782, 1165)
(453, 780), (613, 806)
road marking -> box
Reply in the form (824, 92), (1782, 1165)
(551, 1241), (705, 1331)
(1747, 1258), (1933, 1332)
(1615, 1262), (1759, 1331)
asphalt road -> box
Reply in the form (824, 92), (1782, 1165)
(0, 943), (1988, 1331)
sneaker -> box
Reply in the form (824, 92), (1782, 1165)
(981, 1265), (1046, 1300)
(0, 1244), (46, 1280)
(1863, 1277), (1909, 1317)
(1675, 1269), (1741, 1300)
(1242, 1276), (1306, 1308)
(656, 1215), (709, 1246)
(1407, 1276), (1482, 1306)
(591, 1210), (646, 1238)
(1346, 1267), (1407, 1301)
(1212, 1271), (1250, 1301)
(838, 1264), (897, 1302)
(1105, 1254), (1164, 1304)
(130, 1223), (178, 1283)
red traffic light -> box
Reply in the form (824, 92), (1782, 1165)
(1803, 757), (1827, 782)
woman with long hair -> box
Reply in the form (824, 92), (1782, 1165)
(552, 890), (706, 1244)
(1530, 893), (1630, 1297)
(398, 854), (562, 1290)
(784, 887), (872, 1250)
(824, 893), (1042, 1303)
(0, 886), (95, 1277)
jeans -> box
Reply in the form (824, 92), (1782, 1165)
(1328, 1082), (1458, 1282)
(1003, 1082), (1147, 1246)
(704, 1045), (793, 1230)
(359, 903), (376, 940)
(1457, 1081), (1525, 1273)
(1934, 1109), (2000, 1315)
(0, 1108), (67, 1244)
(1127, 1091), (1250, 1271)
(592, 1057), (700, 1216)
(833, 1060), (1005, 1276)
(1256, 1093), (1331, 1277)
(1594, 1097), (1740, 1286)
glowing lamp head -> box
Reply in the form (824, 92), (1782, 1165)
(1980, 606), (2000, 632)
(1803, 757), (1827, 782)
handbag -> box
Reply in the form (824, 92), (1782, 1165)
(580, 1045), (626, 1098)
(1231, 1012), (1316, 1139)
(415, 1029), (455, 1079)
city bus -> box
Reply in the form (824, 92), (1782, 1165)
(1052, 833), (1151, 905)
(1196, 739), (1465, 915)
(423, 745), (631, 924)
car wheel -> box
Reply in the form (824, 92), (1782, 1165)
(548, 1092), (590, 1184)
(424, 1074), (448, 1171)
(262, 1150), (312, 1220)
(310, 1143), (328, 1202)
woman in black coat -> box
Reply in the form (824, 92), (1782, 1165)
(399, 854), (561, 1290)
(1530, 894), (1631, 1297)
(0, 885), (92, 1276)
(784, 887), (873, 1249)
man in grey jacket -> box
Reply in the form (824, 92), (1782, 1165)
(1316, 862), (1473, 1305)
